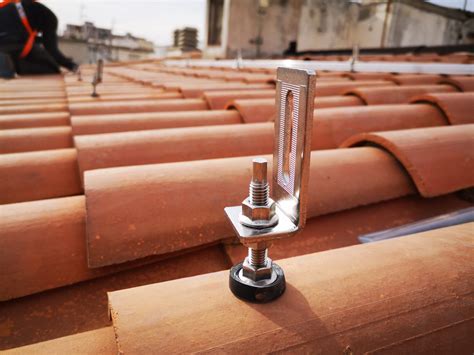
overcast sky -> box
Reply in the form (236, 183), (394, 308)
(42, 0), (206, 47)
(41, 0), (472, 48)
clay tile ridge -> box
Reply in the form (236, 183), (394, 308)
(410, 92), (474, 125)
(438, 76), (474, 92)
(340, 125), (474, 197)
(225, 98), (276, 123)
(344, 85), (456, 105)
(106, 223), (473, 354)
(3, 327), (116, 354)
(83, 147), (416, 267)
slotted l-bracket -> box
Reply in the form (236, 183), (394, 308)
(224, 67), (316, 244)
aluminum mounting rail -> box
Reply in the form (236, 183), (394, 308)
(163, 59), (474, 76)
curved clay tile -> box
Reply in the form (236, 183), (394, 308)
(0, 149), (82, 204)
(0, 103), (67, 115)
(410, 92), (474, 125)
(225, 194), (473, 264)
(0, 195), (188, 301)
(107, 223), (473, 354)
(66, 87), (153, 97)
(68, 98), (208, 116)
(315, 80), (396, 96)
(83, 148), (414, 267)
(341, 125), (474, 197)
(344, 85), (456, 105)
(438, 76), (474, 92)
(343, 72), (392, 81)
(314, 95), (364, 109)
(0, 112), (70, 129)
(0, 127), (73, 154)
(388, 74), (443, 86)
(6, 327), (116, 354)
(314, 104), (447, 149)
(74, 123), (275, 176)
(202, 89), (275, 110)
(225, 98), (275, 123)
(71, 110), (242, 135)
(180, 84), (274, 99)
(0, 98), (66, 106)
(0, 91), (65, 100)
(67, 92), (182, 103)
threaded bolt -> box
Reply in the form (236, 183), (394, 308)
(249, 158), (269, 206)
(248, 158), (269, 270)
(248, 248), (267, 268)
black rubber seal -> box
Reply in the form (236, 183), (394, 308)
(229, 262), (286, 303)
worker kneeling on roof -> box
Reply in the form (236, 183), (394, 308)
(0, 0), (78, 78)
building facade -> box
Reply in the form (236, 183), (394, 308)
(204, 0), (474, 58)
(59, 22), (155, 64)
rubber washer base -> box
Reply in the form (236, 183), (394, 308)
(229, 262), (286, 303)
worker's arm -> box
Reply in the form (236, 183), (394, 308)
(33, 2), (78, 71)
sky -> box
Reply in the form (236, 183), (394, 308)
(42, 0), (206, 47)
(41, 0), (472, 48)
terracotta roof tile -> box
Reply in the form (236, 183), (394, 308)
(0, 243), (229, 349)
(67, 92), (182, 103)
(0, 91), (65, 100)
(0, 112), (70, 129)
(0, 98), (66, 106)
(68, 98), (208, 115)
(315, 80), (395, 96)
(71, 110), (242, 135)
(341, 125), (474, 197)
(72, 102), (452, 175)
(342, 72), (392, 80)
(0, 127), (73, 154)
(410, 92), (474, 125)
(314, 95), (364, 108)
(82, 148), (415, 267)
(388, 74), (443, 85)
(203, 89), (275, 109)
(344, 84), (457, 105)
(0, 103), (67, 115)
(0, 149), (81, 204)
(74, 123), (274, 175)
(439, 76), (474, 92)
(224, 194), (473, 264)
(313, 104), (447, 149)
(226, 98), (276, 123)
(106, 223), (473, 353)
(3, 327), (116, 355)
(178, 83), (274, 98)
(1, 65), (473, 351)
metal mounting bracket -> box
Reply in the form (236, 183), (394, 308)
(224, 67), (316, 244)
(91, 59), (104, 97)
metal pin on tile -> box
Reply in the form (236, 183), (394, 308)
(91, 59), (103, 97)
(224, 67), (316, 303)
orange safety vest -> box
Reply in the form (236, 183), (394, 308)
(0, 0), (37, 58)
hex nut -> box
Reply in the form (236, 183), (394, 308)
(241, 197), (276, 221)
(242, 256), (273, 281)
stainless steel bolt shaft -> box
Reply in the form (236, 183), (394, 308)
(248, 158), (269, 269)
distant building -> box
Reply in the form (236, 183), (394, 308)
(167, 27), (200, 57)
(59, 22), (155, 64)
(204, 0), (474, 59)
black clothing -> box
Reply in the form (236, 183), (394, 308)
(0, 0), (77, 76)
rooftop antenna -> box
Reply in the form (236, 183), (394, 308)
(224, 67), (316, 303)
(79, 1), (85, 23)
(91, 58), (103, 97)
